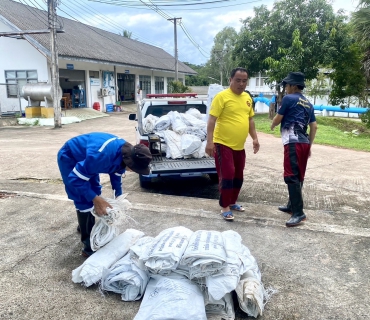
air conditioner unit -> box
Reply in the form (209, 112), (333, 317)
(101, 88), (108, 96)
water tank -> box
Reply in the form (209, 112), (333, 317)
(21, 83), (62, 107)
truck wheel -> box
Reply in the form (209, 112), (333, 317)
(139, 174), (151, 188)
(208, 173), (219, 184)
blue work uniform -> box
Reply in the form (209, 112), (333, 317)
(57, 132), (126, 211)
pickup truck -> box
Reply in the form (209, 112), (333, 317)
(128, 93), (218, 188)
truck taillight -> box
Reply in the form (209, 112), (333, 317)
(139, 139), (149, 147)
(168, 101), (187, 104)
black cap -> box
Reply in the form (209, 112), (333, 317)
(280, 72), (305, 88)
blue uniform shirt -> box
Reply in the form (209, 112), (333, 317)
(278, 92), (316, 145)
(65, 132), (126, 202)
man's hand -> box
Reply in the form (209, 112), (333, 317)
(205, 141), (215, 157)
(92, 195), (112, 216)
(253, 139), (260, 154)
(270, 124), (275, 131)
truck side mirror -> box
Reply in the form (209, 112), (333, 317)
(128, 113), (137, 120)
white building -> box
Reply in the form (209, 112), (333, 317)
(0, 0), (196, 114)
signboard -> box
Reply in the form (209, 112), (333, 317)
(90, 78), (100, 86)
(125, 70), (130, 74)
(66, 64), (74, 70)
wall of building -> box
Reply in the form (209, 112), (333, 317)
(0, 20), (48, 113)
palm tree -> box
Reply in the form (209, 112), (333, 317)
(351, 0), (370, 78)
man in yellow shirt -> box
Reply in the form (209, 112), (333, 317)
(206, 67), (260, 221)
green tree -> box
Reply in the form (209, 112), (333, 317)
(209, 27), (238, 85)
(351, 0), (370, 105)
(305, 70), (331, 104)
(120, 30), (132, 38)
(329, 42), (367, 107)
(168, 80), (190, 93)
(232, 0), (349, 109)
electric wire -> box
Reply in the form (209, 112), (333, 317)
(56, 6), (178, 61)
(16, 0), (49, 27)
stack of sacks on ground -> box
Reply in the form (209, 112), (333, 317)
(142, 108), (209, 159)
(71, 226), (269, 319)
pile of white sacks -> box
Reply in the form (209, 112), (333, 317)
(72, 215), (272, 319)
(142, 108), (209, 159)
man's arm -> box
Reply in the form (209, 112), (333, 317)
(205, 115), (217, 156)
(249, 117), (260, 154)
(309, 121), (318, 145)
(271, 114), (284, 130)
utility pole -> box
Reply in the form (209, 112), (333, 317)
(48, 0), (61, 128)
(168, 17), (181, 81)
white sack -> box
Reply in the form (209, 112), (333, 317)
(191, 140), (208, 159)
(162, 129), (183, 159)
(181, 230), (227, 279)
(134, 275), (207, 320)
(180, 113), (207, 128)
(185, 107), (203, 119)
(142, 114), (159, 134)
(184, 126), (207, 141)
(204, 291), (235, 320)
(207, 230), (261, 300)
(206, 84), (224, 121)
(72, 229), (144, 287)
(90, 197), (132, 251)
(129, 236), (155, 270)
(168, 111), (187, 135)
(235, 276), (265, 318)
(144, 226), (193, 275)
(181, 134), (202, 156)
(153, 114), (171, 132)
(101, 254), (149, 301)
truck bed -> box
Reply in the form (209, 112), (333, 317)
(150, 155), (216, 174)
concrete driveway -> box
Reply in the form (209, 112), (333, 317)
(0, 109), (369, 320)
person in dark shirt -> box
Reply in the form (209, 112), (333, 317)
(271, 72), (317, 227)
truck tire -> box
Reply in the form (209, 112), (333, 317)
(208, 173), (219, 184)
(139, 174), (151, 188)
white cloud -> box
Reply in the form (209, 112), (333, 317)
(52, 0), (361, 65)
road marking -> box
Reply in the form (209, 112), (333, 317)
(3, 190), (370, 238)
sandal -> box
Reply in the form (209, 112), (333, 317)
(230, 204), (245, 212)
(221, 210), (234, 221)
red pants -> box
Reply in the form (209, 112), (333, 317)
(214, 143), (246, 208)
(283, 143), (311, 184)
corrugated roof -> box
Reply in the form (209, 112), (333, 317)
(0, 0), (196, 74)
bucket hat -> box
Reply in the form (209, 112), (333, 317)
(122, 142), (152, 175)
(280, 72), (305, 88)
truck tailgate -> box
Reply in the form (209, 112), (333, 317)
(150, 156), (216, 174)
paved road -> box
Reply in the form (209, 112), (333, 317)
(0, 110), (369, 319)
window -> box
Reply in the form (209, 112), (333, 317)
(5, 70), (38, 98)
(155, 76), (164, 94)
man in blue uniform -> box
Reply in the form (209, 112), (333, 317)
(271, 72), (317, 227)
(57, 132), (152, 257)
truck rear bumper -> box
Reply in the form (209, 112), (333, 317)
(149, 156), (216, 175)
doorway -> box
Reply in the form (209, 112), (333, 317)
(117, 73), (135, 102)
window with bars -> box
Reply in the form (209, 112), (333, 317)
(155, 76), (164, 94)
(5, 70), (38, 98)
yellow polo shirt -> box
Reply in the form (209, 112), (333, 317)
(210, 88), (254, 150)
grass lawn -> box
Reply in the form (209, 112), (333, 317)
(253, 113), (370, 152)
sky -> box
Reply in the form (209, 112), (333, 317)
(19, 0), (360, 65)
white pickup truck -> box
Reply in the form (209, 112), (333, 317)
(128, 93), (218, 188)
